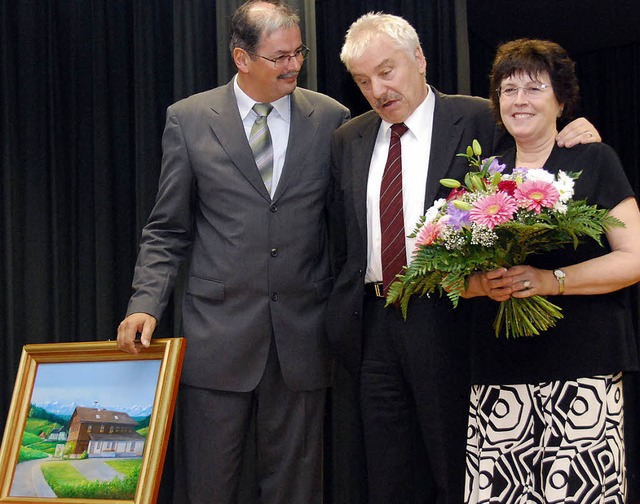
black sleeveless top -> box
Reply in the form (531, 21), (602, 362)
(470, 143), (640, 385)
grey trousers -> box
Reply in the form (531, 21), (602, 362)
(175, 339), (327, 504)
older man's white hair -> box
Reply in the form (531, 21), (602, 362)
(340, 12), (422, 72)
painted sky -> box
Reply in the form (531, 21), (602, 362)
(30, 360), (161, 411)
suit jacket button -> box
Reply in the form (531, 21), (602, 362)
(270, 204), (278, 212)
(271, 248), (278, 257)
(352, 312), (359, 319)
(271, 293), (279, 301)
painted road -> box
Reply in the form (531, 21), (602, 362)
(10, 458), (56, 498)
(10, 458), (125, 497)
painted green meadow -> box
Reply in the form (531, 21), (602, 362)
(18, 417), (64, 462)
(40, 460), (141, 499)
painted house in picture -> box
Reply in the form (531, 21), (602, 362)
(66, 406), (146, 458)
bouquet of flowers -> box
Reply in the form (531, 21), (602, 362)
(386, 140), (623, 338)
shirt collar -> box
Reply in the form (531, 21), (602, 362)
(380, 85), (435, 140)
(234, 74), (290, 123)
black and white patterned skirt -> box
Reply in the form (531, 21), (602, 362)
(465, 373), (626, 503)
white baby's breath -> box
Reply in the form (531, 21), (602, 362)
(470, 224), (497, 247)
(441, 226), (467, 250)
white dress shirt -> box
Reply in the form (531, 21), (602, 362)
(234, 76), (291, 198)
(365, 87), (436, 283)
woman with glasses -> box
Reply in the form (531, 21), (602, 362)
(462, 38), (640, 502)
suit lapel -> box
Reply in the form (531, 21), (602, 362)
(424, 91), (464, 209)
(351, 113), (380, 241)
(272, 89), (316, 201)
(208, 81), (272, 201)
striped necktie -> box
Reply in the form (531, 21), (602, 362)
(380, 122), (409, 294)
(250, 102), (274, 194)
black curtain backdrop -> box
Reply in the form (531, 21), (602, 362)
(1, 0), (169, 407)
(574, 42), (640, 503)
(2, 1), (639, 503)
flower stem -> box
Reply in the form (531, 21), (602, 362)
(494, 296), (563, 338)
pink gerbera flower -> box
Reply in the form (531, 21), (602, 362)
(414, 220), (443, 248)
(514, 180), (560, 214)
(469, 192), (517, 229)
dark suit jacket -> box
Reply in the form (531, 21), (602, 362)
(327, 88), (507, 376)
(127, 80), (350, 392)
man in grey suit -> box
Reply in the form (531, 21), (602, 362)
(116, 1), (349, 502)
(327, 12), (599, 504)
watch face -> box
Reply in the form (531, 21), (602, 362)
(554, 269), (565, 279)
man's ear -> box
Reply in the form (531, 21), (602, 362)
(415, 46), (427, 75)
(234, 47), (250, 73)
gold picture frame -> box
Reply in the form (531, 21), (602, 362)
(0, 338), (186, 504)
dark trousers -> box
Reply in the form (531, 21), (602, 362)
(175, 339), (326, 504)
(359, 293), (471, 504)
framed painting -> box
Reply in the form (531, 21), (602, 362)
(0, 338), (186, 504)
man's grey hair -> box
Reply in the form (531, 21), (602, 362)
(340, 12), (422, 72)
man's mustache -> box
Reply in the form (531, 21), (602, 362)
(278, 71), (299, 80)
(376, 93), (402, 108)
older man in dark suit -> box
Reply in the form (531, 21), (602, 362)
(116, 1), (348, 502)
(327, 12), (598, 504)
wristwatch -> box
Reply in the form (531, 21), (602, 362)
(553, 269), (565, 295)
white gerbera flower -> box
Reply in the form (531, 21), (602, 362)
(553, 201), (568, 214)
(424, 198), (447, 223)
(524, 168), (555, 183)
(553, 170), (575, 202)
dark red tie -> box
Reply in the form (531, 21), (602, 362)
(380, 123), (409, 293)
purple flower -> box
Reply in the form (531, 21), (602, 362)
(512, 166), (529, 178)
(446, 205), (471, 230)
(486, 158), (506, 175)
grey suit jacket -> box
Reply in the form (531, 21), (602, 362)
(326, 88), (507, 375)
(128, 80), (350, 392)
